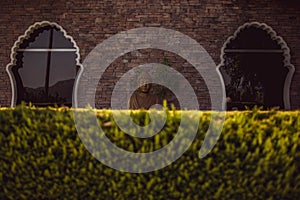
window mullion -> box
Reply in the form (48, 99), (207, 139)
(224, 49), (283, 53)
(17, 49), (76, 52)
(45, 28), (54, 100)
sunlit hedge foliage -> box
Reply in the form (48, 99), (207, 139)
(0, 106), (300, 199)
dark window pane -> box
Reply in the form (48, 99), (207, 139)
(26, 30), (51, 48)
(13, 26), (77, 107)
(52, 29), (74, 48)
(222, 27), (286, 110)
(226, 27), (281, 50)
(19, 52), (48, 89)
(48, 52), (77, 104)
(20, 26), (74, 49)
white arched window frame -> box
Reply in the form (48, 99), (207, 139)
(6, 21), (82, 107)
(217, 22), (295, 109)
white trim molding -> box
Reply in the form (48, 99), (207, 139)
(6, 21), (83, 107)
(18, 48), (77, 52)
(217, 21), (295, 109)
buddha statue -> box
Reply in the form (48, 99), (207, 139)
(128, 71), (162, 110)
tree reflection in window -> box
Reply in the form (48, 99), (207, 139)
(12, 25), (78, 107)
(220, 25), (288, 110)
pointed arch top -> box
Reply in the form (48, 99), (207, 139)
(8, 21), (81, 67)
(6, 21), (82, 107)
(220, 22), (293, 66)
(217, 21), (295, 109)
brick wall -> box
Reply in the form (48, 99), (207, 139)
(0, 0), (299, 109)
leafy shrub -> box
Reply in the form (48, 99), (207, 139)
(0, 105), (299, 199)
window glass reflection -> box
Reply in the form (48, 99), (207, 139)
(221, 27), (287, 110)
(13, 26), (77, 106)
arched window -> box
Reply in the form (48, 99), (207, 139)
(219, 22), (294, 110)
(7, 21), (81, 107)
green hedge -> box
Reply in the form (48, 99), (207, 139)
(0, 106), (300, 199)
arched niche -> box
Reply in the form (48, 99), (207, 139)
(6, 21), (82, 107)
(218, 22), (295, 110)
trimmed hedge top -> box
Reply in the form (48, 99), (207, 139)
(0, 106), (300, 199)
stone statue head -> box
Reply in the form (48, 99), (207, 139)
(137, 71), (152, 93)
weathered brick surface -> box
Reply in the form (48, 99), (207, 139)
(95, 49), (211, 109)
(0, 0), (299, 109)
